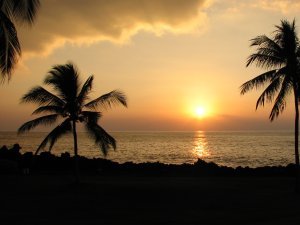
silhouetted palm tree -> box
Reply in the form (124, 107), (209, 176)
(240, 19), (300, 189)
(0, 0), (40, 81)
(18, 62), (127, 181)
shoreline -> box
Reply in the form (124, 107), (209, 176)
(0, 149), (297, 177)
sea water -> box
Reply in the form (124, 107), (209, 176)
(0, 131), (295, 168)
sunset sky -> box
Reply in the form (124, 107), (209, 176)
(0, 0), (299, 131)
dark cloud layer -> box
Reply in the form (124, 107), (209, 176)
(18, 0), (210, 56)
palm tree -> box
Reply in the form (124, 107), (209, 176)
(240, 19), (300, 190)
(0, 0), (40, 81)
(18, 62), (127, 181)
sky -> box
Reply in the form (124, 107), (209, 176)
(0, 0), (300, 131)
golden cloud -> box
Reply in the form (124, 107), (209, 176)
(251, 0), (300, 13)
(18, 0), (212, 57)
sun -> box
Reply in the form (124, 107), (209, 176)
(195, 106), (206, 118)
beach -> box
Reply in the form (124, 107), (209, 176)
(1, 173), (300, 225)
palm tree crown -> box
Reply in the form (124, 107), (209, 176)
(240, 19), (299, 121)
(0, 0), (40, 81)
(18, 62), (127, 156)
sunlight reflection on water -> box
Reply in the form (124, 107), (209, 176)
(192, 131), (210, 159)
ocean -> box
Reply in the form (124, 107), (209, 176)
(0, 131), (295, 168)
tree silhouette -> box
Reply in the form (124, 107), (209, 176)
(18, 62), (127, 181)
(0, 0), (40, 81)
(240, 19), (300, 190)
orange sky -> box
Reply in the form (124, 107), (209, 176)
(0, 0), (299, 131)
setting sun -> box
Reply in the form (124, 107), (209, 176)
(195, 107), (206, 118)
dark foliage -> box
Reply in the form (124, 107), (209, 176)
(0, 0), (40, 81)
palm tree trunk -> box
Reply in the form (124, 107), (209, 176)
(72, 120), (80, 183)
(294, 89), (300, 192)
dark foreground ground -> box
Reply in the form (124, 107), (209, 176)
(1, 174), (300, 225)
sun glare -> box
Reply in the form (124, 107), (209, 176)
(195, 106), (206, 118)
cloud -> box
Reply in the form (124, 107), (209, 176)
(250, 0), (300, 14)
(18, 0), (212, 57)
(212, 0), (300, 16)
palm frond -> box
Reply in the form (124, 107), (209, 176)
(5, 0), (40, 25)
(32, 105), (63, 115)
(77, 75), (93, 105)
(247, 34), (285, 69)
(274, 19), (298, 52)
(18, 114), (59, 134)
(80, 111), (101, 123)
(0, 11), (20, 82)
(21, 86), (65, 106)
(85, 90), (127, 110)
(246, 53), (283, 69)
(255, 76), (282, 109)
(35, 118), (72, 155)
(250, 35), (282, 56)
(255, 67), (288, 109)
(240, 70), (277, 95)
(85, 122), (116, 156)
(269, 77), (293, 121)
(44, 63), (80, 102)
